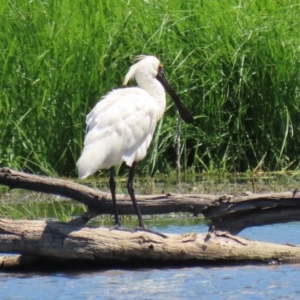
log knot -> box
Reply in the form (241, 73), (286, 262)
(173, 232), (197, 243)
(216, 195), (232, 203)
(1, 167), (12, 174)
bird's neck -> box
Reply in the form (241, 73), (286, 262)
(135, 73), (166, 119)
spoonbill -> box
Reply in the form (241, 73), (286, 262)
(77, 55), (193, 233)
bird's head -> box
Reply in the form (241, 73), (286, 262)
(123, 55), (161, 86)
(124, 55), (193, 124)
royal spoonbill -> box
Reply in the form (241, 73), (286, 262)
(77, 55), (193, 232)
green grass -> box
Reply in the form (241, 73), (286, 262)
(0, 196), (88, 222)
(0, 0), (299, 177)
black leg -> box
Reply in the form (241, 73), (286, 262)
(109, 163), (167, 238)
(127, 163), (146, 229)
(109, 167), (120, 227)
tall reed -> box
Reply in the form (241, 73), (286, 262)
(0, 0), (299, 176)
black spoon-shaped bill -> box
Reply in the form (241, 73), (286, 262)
(156, 68), (193, 124)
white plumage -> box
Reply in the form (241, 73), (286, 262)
(77, 56), (166, 178)
(77, 55), (192, 232)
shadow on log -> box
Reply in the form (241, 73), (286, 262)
(1, 167), (300, 268)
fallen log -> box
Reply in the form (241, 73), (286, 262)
(2, 168), (300, 267)
(0, 167), (214, 216)
(1, 168), (300, 234)
(1, 219), (300, 268)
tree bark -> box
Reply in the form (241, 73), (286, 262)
(1, 219), (300, 268)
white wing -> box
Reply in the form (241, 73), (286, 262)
(77, 87), (160, 178)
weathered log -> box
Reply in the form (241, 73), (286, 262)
(209, 207), (300, 235)
(1, 219), (300, 268)
(0, 167), (214, 216)
(1, 168), (300, 234)
(2, 168), (300, 267)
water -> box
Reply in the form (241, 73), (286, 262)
(1, 221), (300, 299)
(3, 264), (300, 300)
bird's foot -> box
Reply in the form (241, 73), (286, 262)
(131, 227), (168, 239)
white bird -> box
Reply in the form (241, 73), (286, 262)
(77, 55), (193, 232)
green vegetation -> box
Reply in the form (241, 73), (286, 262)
(0, 0), (299, 177)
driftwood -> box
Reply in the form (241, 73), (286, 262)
(1, 167), (300, 267)
(1, 167), (300, 233)
(1, 219), (300, 268)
